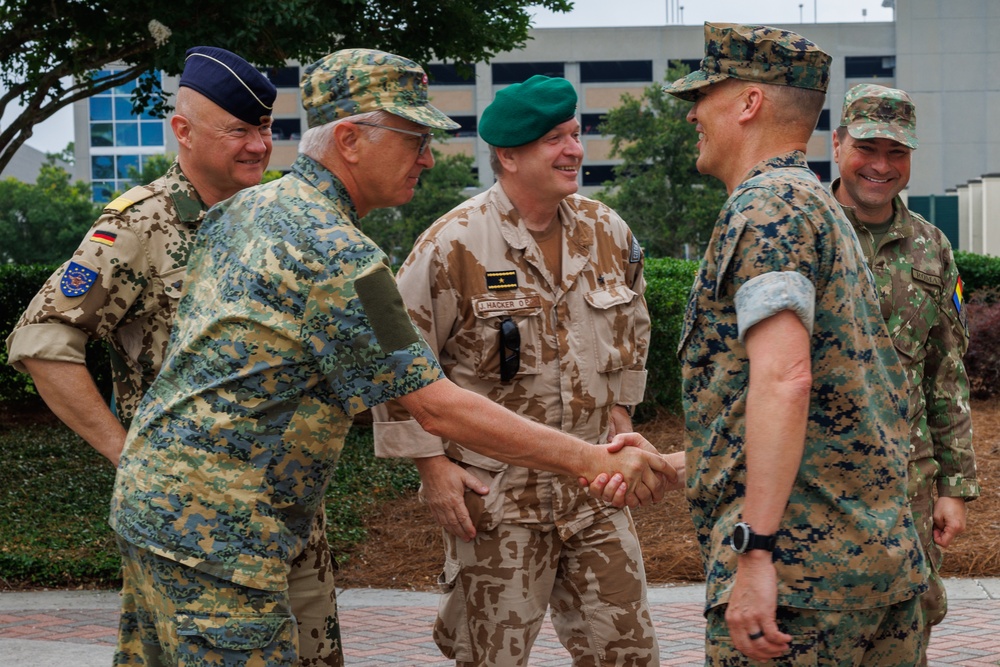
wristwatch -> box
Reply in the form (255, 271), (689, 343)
(730, 522), (777, 554)
(616, 404), (635, 417)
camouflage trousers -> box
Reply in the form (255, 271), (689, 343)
(704, 596), (924, 666)
(907, 457), (947, 666)
(115, 505), (341, 667)
(433, 508), (659, 666)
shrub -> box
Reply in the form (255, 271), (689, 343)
(965, 288), (1000, 399)
(955, 251), (1000, 302)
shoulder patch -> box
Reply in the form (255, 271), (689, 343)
(105, 186), (156, 213)
(953, 275), (968, 330)
(486, 270), (518, 291)
(90, 230), (117, 247)
(60, 261), (99, 298)
(630, 236), (642, 263)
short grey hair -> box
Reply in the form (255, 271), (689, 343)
(298, 109), (395, 159)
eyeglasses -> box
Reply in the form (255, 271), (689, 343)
(352, 121), (433, 155)
(499, 317), (520, 382)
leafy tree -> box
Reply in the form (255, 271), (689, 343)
(126, 153), (175, 186)
(0, 159), (101, 264)
(361, 147), (479, 263)
(595, 64), (728, 259)
(0, 0), (572, 174)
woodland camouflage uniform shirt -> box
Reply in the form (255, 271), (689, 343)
(6, 161), (204, 426)
(374, 181), (650, 537)
(836, 187), (979, 501)
(110, 154), (443, 590)
(679, 151), (927, 612)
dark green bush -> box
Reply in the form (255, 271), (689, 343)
(955, 251), (1000, 301)
(0, 263), (112, 403)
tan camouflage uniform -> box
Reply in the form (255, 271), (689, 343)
(837, 188), (980, 630)
(6, 160), (343, 667)
(374, 181), (657, 666)
(110, 153), (443, 665)
(678, 152), (928, 663)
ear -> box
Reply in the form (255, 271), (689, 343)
(496, 146), (518, 174)
(737, 86), (765, 124)
(171, 115), (192, 148)
(831, 130), (842, 161)
(334, 121), (363, 164)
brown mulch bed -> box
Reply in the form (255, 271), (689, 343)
(336, 398), (1000, 590)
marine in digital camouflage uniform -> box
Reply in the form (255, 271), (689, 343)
(110, 48), (673, 666)
(664, 24), (928, 665)
(832, 83), (980, 664)
(5, 47), (343, 667)
(373, 75), (673, 666)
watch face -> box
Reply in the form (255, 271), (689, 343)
(732, 522), (750, 553)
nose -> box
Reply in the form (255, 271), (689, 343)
(565, 135), (584, 158)
(686, 104), (698, 124)
(247, 127), (270, 154)
(417, 147), (435, 168)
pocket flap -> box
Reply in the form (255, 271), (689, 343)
(176, 612), (291, 651)
(584, 286), (636, 310)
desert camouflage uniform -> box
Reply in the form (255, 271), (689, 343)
(837, 185), (980, 630)
(679, 152), (927, 663)
(374, 182), (657, 666)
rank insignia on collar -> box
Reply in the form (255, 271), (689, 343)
(60, 261), (98, 298)
(486, 270), (518, 291)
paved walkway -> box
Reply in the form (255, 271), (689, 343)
(1, 578), (998, 666)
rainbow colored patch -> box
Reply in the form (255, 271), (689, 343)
(953, 275), (964, 314)
(90, 230), (117, 247)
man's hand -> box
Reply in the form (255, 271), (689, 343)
(413, 455), (490, 542)
(577, 433), (678, 508)
(582, 435), (684, 506)
(608, 404), (633, 440)
(933, 496), (968, 548)
(725, 552), (792, 660)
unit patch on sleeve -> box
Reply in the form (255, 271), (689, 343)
(630, 237), (642, 263)
(953, 274), (968, 330)
(90, 230), (117, 247)
(486, 270), (518, 291)
(60, 261), (99, 298)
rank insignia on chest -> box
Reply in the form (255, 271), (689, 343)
(60, 261), (98, 297)
(486, 270), (518, 291)
(90, 230), (117, 247)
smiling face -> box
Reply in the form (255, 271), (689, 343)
(685, 79), (747, 189)
(833, 130), (912, 223)
(502, 117), (584, 206)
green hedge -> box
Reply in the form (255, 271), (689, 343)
(641, 257), (698, 416)
(955, 251), (1000, 301)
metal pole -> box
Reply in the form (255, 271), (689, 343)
(815, 0), (818, 23)
(799, 3), (804, 23)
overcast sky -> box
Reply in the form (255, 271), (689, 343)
(6, 0), (894, 155)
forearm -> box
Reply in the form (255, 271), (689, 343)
(21, 358), (126, 465)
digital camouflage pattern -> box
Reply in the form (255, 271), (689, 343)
(372, 181), (656, 664)
(678, 152), (927, 615)
(840, 83), (919, 149)
(300, 48), (459, 130)
(663, 22), (831, 102)
(110, 154), (442, 653)
(6, 161), (203, 427)
(704, 597), (924, 665)
(116, 537), (298, 666)
(838, 191), (980, 630)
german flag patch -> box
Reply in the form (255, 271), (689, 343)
(90, 230), (117, 247)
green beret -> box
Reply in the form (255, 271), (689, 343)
(479, 75), (577, 147)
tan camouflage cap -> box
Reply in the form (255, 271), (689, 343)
(840, 83), (918, 149)
(663, 22), (831, 101)
(300, 48), (460, 131)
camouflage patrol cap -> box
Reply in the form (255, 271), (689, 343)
(479, 75), (577, 147)
(300, 49), (460, 131)
(840, 83), (918, 149)
(179, 47), (276, 126)
(663, 22), (831, 101)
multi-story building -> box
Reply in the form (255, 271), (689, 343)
(71, 0), (999, 249)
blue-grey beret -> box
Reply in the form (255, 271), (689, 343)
(179, 47), (277, 125)
(479, 75), (577, 147)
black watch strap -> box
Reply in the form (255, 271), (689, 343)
(731, 521), (777, 554)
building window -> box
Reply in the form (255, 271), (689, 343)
(581, 113), (607, 135)
(492, 62), (565, 84)
(809, 160), (831, 182)
(580, 60), (652, 83)
(816, 109), (831, 131)
(671, 58), (703, 74)
(426, 63), (475, 85)
(87, 69), (167, 201)
(582, 164), (615, 186)
(844, 56), (895, 78)
(444, 115), (478, 137)
(265, 66), (300, 88)
(271, 118), (302, 142)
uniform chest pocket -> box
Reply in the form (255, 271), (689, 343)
(160, 266), (187, 301)
(470, 295), (544, 381)
(584, 285), (640, 373)
(877, 264), (940, 358)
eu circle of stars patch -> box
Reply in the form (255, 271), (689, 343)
(60, 261), (98, 297)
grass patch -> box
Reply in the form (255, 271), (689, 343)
(0, 420), (419, 589)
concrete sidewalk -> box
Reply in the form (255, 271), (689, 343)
(2, 578), (998, 666)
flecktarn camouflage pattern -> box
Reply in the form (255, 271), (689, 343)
(841, 83), (919, 149)
(664, 22), (831, 101)
(678, 151), (927, 615)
